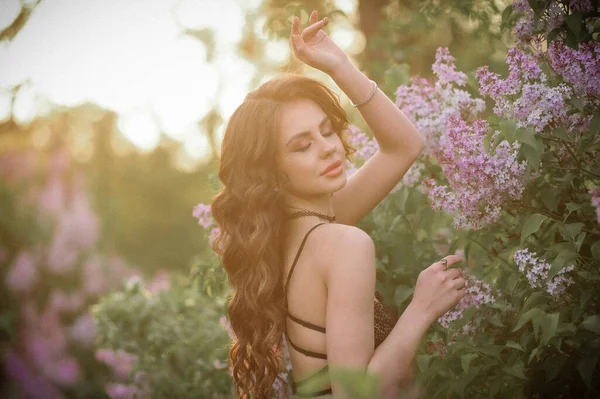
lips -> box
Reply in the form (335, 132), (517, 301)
(321, 160), (342, 176)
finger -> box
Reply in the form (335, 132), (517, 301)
(441, 254), (464, 269)
(301, 17), (328, 39)
(452, 277), (466, 290)
(290, 34), (303, 57)
(291, 16), (301, 36)
(310, 10), (318, 25)
(444, 268), (461, 280)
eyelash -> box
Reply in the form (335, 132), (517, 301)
(296, 131), (335, 152)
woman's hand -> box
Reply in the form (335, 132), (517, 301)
(290, 10), (349, 76)
(410, 254), (467, 324)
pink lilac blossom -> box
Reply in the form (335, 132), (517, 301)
(547, 40), (600, 100)
(105, 383), (137, 399)
(147, 270), (170, 293)
(513, 248), (576, 298)
(438, 275), (496, 329)
(95, 349), (138, 380)
(395, 49), (485, 155)
(49, 290), (85, 314)
(42, 356), (81, 386)
(68, 313), (97, 347)
(423, 115), (527, 230)
(477, 47), (574, 132)
(570, 0), (593, 12)
(343, 125), (379, 162)
(193, 203), (213, 229)
(0, 150), (37, 183)
(2, 348), (62, 399)
(548, 3), (567, 30)
(38, 175), (65, 215)
(6, 251), (37, 293)
(82, 255), (107, 296)
(432, 47), (467, 87)
(590, 187), (600, 223)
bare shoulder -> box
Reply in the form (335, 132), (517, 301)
(309, 223), (375, 279)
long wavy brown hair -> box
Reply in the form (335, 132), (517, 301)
(211, 74), (353, 398)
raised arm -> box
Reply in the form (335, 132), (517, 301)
(290, 10), (426, 225)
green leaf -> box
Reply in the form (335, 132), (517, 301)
(501, 4), (513, 25)
(522, 144), (541, 168)
(503, 359), (527, 380)
(393, 285), (413, 306)
(578, 355), (598, 389)
(521, 214), (548, 243)
(559, 222), (584, 241)
(461, 353), (478, 374)
(513, 308), (543, 332)
(416, 354), (433, 373)
(540, 188), (558, 211)
(575, 232), (586, 253)
(517, 128), (544, 153)
(540, 312), (560, 346)
(549, 249), (577, 279)
(590, 114), (600, 133)
(487, 314), (504, 327)
(522, 291), (546, 312)
(499, 118), (517, 143)
(546, 356), (566, 382)
(581, 315), (600, 333)
(452, 306), (478, 330)
(566, 202), (583, 212)
(565, 12), (582, 38)
(505, 340), (525, 352)
(591, 240), (600, 260)
(570, 97), (584, 111)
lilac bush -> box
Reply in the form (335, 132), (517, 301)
(0, 146), (145, 398)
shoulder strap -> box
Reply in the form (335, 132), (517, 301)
(284, 223), (327, 294)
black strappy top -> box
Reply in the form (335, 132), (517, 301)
(284, 223), (398, 397)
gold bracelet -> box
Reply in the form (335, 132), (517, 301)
(350, 80), (378, 108)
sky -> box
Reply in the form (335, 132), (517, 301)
(0, 0), (357, 163)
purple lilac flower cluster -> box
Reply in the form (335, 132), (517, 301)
(395, 48), (485, 156)
(512, 1), (594, 48)
(513, 248), (576, 299)
(547, 40), (600, 101)
(192, 203), (213, 229)
(477, 47), (574, 133)
(590, 187), (600, 223)
(1, 148), (147, 399)
(342, 125), (424, 189)
(193, 203), (221, 249)
(438, 275), (496, 329)
(423, 115), (527, 230)
(343, 125), (379, 163)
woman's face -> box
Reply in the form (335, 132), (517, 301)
(277, 98), (347, 199)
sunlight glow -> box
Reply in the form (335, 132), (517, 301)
(0, 0), (251, 161)
(264, 39), (290, 65)
(117, 109), (161, 152)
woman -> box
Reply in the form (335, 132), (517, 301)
(211, 10), (466, 399)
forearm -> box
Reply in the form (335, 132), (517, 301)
(330, 60), (425, 156)
(366, 303), (432, 397)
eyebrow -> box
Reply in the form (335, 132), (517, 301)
(285, 115), (331, 147)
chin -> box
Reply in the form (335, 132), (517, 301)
(328, 175), (347, 193)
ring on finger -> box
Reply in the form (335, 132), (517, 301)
(440, 258), (448, 270)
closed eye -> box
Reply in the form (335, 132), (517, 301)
(296, 143), (311, 152)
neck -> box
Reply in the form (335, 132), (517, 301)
(283, 192), (334, 217)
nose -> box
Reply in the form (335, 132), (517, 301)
(318, 136), (336, 158)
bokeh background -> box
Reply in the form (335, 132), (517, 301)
(3, 0), (598, 398)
